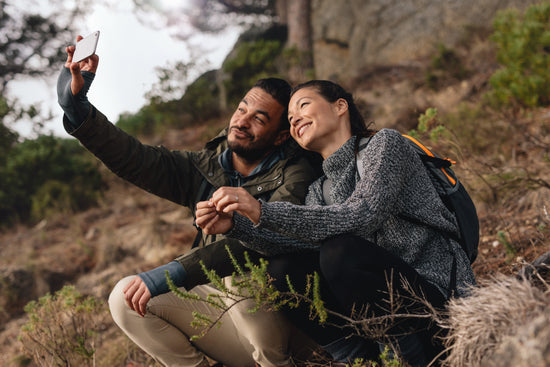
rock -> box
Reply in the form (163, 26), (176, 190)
(0, 267), (37, 324)
(311, 0), (539, 84)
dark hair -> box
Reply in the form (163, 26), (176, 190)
(253, 78), (291, 131)
(291, 80), (376, 140)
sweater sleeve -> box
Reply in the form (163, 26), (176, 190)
(229, 213), (319, 255)
(249, 130), (416, 244)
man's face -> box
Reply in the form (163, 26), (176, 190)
(227, 87), (288, 162)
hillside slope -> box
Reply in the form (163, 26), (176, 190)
(2, 33), (550, 366)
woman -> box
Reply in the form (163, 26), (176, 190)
(196, 80), (476, 366)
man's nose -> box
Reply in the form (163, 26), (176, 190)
(234, 115), (251, 128)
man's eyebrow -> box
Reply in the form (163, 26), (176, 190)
(241, 98), (271, 121)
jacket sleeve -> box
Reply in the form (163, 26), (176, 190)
(65, 107), (201, 207)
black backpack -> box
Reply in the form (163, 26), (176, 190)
(357, 135), (479, 264)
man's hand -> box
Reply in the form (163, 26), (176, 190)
(64, 35), (99, 95)
(123, 276), (151, 317)
(210, 187), (262, 224)
(195, 201), (235, 235)
(57, 35), (99, 128)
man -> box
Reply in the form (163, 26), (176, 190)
(57, 36), (320, 367)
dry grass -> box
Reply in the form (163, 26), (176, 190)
(441, 266), (550, 366)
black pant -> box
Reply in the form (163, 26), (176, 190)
(267, 234), (447, 361)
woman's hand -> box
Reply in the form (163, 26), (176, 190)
(195, 201), (234, 235)
(210, 187), (261, 224)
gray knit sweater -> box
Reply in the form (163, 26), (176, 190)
(230, 129), (476, 297)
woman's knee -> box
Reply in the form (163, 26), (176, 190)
(267, 253), (319, 292)
(319, 235), (359, 283)
(267, 256), (298, 290)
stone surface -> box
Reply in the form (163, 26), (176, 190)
(311, 0), (539, 84)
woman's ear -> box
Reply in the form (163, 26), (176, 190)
(335, 98), (349, 116)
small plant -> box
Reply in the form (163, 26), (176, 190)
(166, 246), (327, 340)
(408, 107), (450, 143)
(18, 285), (107, 366)
(488, 2), (550, 110)
(425, 44), (468, 89)
(497, 230), (517, 260)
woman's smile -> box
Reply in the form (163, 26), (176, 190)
(296, 122), (312, 138)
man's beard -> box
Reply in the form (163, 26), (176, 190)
(227, 129), (275, 163)
(228, 139), (274, 163)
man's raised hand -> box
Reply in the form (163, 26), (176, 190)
(64, 35), (99, 95)
(57, 35), (99, 128)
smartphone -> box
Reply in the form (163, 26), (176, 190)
(73, 31), (100, 63)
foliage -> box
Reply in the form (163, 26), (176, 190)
(1, 0), (89, 134)
(488, 2), (550, 109)
(222, 38), (285, 107)
(0, 135), (103, 226)
(145, 60), (198, 103)
(0, 98), (19, 163)
(19, 285), (107, 367)
(116, 70), (221, 136)
(0, 0), (88, 92)
(281, 45), (316, 80)
(116, 24), (287, 136)
(425, 44), (469, 89)
(408, 107), (451, 144)
(166, 246), (327, 340)
(177, 70), (222, 123)
(497, 230), (517, 260)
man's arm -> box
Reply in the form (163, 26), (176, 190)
(57, 40), (202, 207)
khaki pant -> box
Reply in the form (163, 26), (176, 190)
(109, 276), (317, 367)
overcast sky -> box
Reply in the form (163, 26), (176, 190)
(8, 1), (239, 138)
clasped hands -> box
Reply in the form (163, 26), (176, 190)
(195, 187), (261, 235)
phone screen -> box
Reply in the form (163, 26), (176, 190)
(73, 31), (100, 63)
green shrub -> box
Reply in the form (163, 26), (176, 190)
(425, 44), (469, 89)
(176, 70), (221, 124)
(489, 2), (550, 109)
(0, 135), (103, 226)
(222, 39), (285, 107)
(19, 285), (107, 366)
(116, 71), (221, 135)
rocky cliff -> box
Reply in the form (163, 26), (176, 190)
(311, 0), (539, 83)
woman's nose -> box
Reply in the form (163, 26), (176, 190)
(290, 115), (302, 126)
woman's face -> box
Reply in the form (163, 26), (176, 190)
(288, 87), (351, 158)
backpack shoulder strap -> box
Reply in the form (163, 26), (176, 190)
(355, 136), (373, 180)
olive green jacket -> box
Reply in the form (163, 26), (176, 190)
(64, 108), (319, 288)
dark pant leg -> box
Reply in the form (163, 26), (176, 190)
(267, 251), (381, 362)
(319, 234), (446, 321)
(319, 234), (448, 364)
(267, 251), (347, 345)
